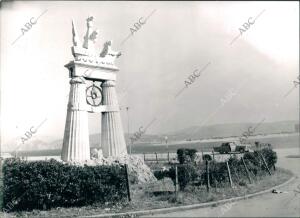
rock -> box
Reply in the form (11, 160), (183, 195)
(109, 155), (157, 184)
(67, 155), (157, 184)
(147, 178), (175, 194)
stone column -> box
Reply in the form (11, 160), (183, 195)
(61, 77), (90, 162)
(101, 81), (127, 157)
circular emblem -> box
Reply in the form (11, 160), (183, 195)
(86, 84), (102, 106)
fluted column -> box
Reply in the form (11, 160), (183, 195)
(61, 77), (90, 162)
(101, 81), (127, 157)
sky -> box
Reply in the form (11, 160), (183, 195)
(0, 1), (299, 147)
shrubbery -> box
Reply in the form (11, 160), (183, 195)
(2, 158), (128, 212)
(243, 148), (277, 173)
(169, 164), (198, 190)
(154, 164), (198, 191)
(177, 148), (197, 164)
(261, 147), (277, 169)
(154, 147), (278, 190)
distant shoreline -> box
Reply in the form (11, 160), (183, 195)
(4, 131), (298, 156)
(139, 131), (299, 146)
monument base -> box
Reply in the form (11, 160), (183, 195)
(66, 155), (157, 184)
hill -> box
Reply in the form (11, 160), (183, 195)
(3, 120), (298, 152)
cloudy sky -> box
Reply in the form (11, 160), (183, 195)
(0, 1), (299, 146)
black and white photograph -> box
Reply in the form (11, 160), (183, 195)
(0, 1), (299, 217)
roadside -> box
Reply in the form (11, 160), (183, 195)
(145, 148), (300, 217)
(0, 148), (291, 217)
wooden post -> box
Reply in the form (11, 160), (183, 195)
(155, 152), (158, 163)
(233, 166), (240, 181)
(241, 157), (252, 183)
(168, 152), (170, 163)
(259, 152), (272, 175)
(201, 150), (204, 161)
(175, 165), (178, 200)
(212, 150), (215, 160)
(124, 164), (131, 201)
(226, 162), (233, 188)
(212, 162), (217, 190)
(143, 153), (145, 162)
(206, 160), (210, 192)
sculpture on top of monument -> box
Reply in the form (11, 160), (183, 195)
(82, 16), (99, 52)
(71, 16), (120, 66)
(71, 20), (81, 47)
(100, 40), (122, 63)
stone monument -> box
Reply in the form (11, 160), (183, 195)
(61, 16), (127, 162)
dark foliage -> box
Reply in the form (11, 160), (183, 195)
(203, 154), (212, 161)
(154, 164), (198, 191)
(154, 147), (278, 190)
(2, 158), (128, 212)
(177, 148), (198, 164)
(261, 147), (277, 169)
(153, 170), (170, 180)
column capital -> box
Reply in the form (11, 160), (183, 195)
(70, 76), (86, 84)
(102, 80), (116, 87)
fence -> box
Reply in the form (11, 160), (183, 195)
(143, 151), (243, 163)
(154, 148), (276, 201)
(143, 152), (177, 163)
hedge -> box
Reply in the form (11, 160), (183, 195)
(2, 158), (128, 212)
(154, 147), (277, 190)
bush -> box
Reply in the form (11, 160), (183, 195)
(2, 158), (128, 212)
(153, 170), (170, 180)
(243, 148), (277, 174)
(261, 147), (277, 169)
(168, 164), (198, 191)
(203, 154), (212, 161)
(205, 161), (228, 185)
(154, 147), (278, 191)
(177, 148), (197, 164)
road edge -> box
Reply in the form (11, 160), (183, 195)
(82, 174), (296, 218)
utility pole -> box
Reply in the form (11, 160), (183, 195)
(126, 107), (131, 155)
(165, 136), (168, 151)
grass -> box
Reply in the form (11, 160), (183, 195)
(0, 167), (292, 218)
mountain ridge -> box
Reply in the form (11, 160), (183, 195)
(3, 120), (298, 152)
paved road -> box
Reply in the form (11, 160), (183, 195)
(145, 148), (300, 217)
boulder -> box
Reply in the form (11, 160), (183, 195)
(70, 155), (157, 184)
(147, 178), (175, 195)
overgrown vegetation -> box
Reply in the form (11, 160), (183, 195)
(1, 168), (292, 218)
(2, 159), (128, 212)
(0, 146), (282, 217)
(154, 147), (278, 191)
(177, 148), (197, 164)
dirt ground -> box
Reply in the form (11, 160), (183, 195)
(145, 148), (300, 217)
